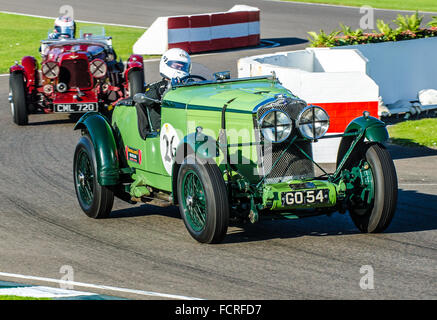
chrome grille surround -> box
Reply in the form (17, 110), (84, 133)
(254, 96), (315, 184)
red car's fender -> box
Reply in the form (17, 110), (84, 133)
(10, 56), (37, 94)
(9, 64), (25, 73)
(124, 54), (144, 80)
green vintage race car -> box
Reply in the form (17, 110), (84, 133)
(73, 72), (397, 243)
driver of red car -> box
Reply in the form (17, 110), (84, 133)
(141, 48), (192, 131)
(48, 16), (76, 39)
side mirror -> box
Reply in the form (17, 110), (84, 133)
(214, 71), (231, 81)
(133, 93), (160, 104)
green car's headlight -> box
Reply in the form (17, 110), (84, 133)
(297, 105), (330, 140)
(259, 109), (293, 143)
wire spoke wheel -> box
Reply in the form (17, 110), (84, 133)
(177, 154), (229, 244)
(75, 149), (94, 207)
(182, 170), (207, 232)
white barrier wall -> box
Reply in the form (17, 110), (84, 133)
(238, 48), (379, 163)
(133, 5), (260, 55)
(331, 37), (437, 105)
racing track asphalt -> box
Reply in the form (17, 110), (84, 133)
(0, 0), (436, 300)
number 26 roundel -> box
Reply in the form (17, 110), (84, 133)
(160, 123), (180, 175)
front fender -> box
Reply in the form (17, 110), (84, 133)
(124, 54), (144, 79)
(344, 115), (389, 143)
(74, 112), (120, 185)
(336, 115), (388, 167)
(9, 64), (25, 74)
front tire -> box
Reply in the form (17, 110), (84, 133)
(348, 143), (398, 233)
(73, 135), (114, 218)
(177, 155), (229, 244)
(9, 72), (28, 126)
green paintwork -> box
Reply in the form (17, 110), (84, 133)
(111, 104), (173, 192)
(111, 77), (291, 193)
(344, 115), (389, 143)
(129, 173), (151, 198)
(74, 112), (119, 186)
(180, 132), (219, 160)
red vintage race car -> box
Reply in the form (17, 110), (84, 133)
(9, 28), (145, 125)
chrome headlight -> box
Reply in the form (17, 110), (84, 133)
(89, 59), (107, 78)
(42, 62), (59, 79)
(297, 105), (330, 140)
(259, 109), (293, 143)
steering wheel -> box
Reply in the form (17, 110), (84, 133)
(178, 75), (207, 84)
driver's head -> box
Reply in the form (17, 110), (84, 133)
(53, 15), (75, 39)
(159, 48), (191, 80)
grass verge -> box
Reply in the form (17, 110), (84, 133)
(388, 118), (437, 148)
(0, 12), (153, 74)
(282, 0), (437, 12)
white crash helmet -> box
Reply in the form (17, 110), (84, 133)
(53, 16), (76, 39)
(159, 48), (191, 80)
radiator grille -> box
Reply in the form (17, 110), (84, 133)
(256, 97), (314, 183)
(59, 59), (92, 89)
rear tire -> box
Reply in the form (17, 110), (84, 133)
(348, 143), (398, 233)
(9, 72), (28, 126)
(128, 69), (144, 97)
(73, 135), (114, 219)
(177, 155), (229, 244)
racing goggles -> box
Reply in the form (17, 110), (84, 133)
(166, 60), (190, 73)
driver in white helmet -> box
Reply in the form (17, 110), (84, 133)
(48, 15), (76, 39)
(141, 48), (191, 131)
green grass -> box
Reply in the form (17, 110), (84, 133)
(0, 12), (152, 73)
(282, 0), (437, 12)
(388, 118), (437, 148)
(0, 295), (51, 300)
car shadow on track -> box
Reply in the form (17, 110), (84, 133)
(25, 114), (83, 126)
(385, 189), (437, 234)
(223, 188), (437, 244)
(108, 189), (437, 244)
(110, 203), (180, 220)
(387, 143), (437, 160)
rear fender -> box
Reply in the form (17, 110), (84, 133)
(74, 112), (120, 185)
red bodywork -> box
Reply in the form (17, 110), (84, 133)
(10, 39), (144, 114)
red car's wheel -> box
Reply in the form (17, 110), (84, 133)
(9, 72), (28, 126)
(128, 69), (144, 97)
